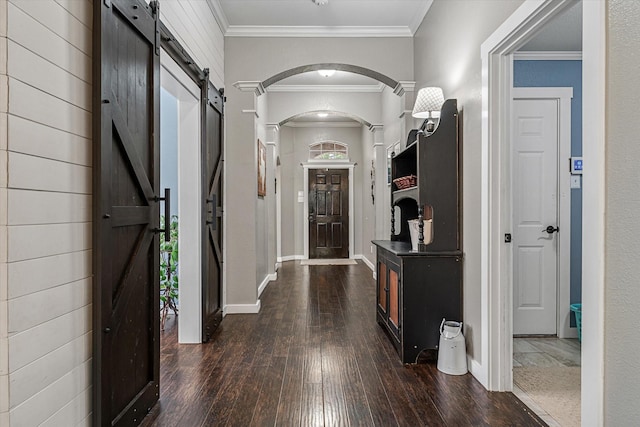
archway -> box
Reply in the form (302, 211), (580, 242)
(280, 110), (372, 128)
(262, 63), (400, 91)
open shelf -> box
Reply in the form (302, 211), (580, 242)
(374, 98), (463, 364)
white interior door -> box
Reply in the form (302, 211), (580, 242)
(512, 98), (559, 335)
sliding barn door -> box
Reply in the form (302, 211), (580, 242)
(94, 1), (160, 425)
(202, 77), (224, 341)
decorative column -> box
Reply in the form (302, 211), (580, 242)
(224, 81), (265, 313)
(265, 124), (279, 276)
(394, 81), (417, 150)
(370, 124), (386, 240)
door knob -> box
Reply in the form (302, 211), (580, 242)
(543, 225), (559, 234)
(309, 215), (315, 223)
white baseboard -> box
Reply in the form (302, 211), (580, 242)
(469, 358), (489, 390)
(224, 300), (261, 314)
(559, 326), (579, 340)
(258, 273), (278, 297)
(277, 255), (304, 262)
(355, 254), (375, 272)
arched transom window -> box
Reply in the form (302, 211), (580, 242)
(309, 142), (349, 160)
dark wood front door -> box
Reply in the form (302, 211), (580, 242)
(202, 77), (224, 342)
(93, 1), (160, 425)
(309, 169), (349, 259)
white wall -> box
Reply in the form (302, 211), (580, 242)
(279, 126), (296, 258)
(0, 1), (225, 425)
(380, 86), (404, 238)
(267, 91), (382, 126)
(605, 0), (640, 423)
(278, 125), (365, 258)
(255, 93), (270, 287)
(160, 0), (224, 89)
(226, 36), (413, 84)
(360, 127), (376, 268)
(0, 1), (93, 425)
(413, 0), (524, 369)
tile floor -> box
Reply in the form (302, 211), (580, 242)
(513, 337), (581, 426)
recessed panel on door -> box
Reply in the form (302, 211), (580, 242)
(512, 98), (559, 335)
(309, 169), (349, 259)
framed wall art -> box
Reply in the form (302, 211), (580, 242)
(257, 139), (266, 197)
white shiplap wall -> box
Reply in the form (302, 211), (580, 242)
(1, 0), (93, 425)
(0, 0), (224, 426)
(1, 0), (9, 426)
(161, 0), (225, 89)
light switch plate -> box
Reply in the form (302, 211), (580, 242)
(570, 175), (581, 189)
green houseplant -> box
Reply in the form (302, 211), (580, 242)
(160, 215), (179, 330)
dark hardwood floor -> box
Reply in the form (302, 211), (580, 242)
(141, 261), (545, 426)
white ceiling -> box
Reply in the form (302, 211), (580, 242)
(214, 0), (434, 37)
(520, 1), (582, 52)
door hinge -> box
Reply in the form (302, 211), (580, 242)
(504, 233), (512, 243)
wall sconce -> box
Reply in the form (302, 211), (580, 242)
(412, 87), (445, 133)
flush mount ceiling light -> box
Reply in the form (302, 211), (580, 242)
(311, 0), (329, 5)
(317, 112), (329, 118)
(317, 69), (336, 78)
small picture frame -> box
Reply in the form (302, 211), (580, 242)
(257, 139), (266, 197)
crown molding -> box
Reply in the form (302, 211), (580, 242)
(513, 51), (582, 60)
(267, 83), (385, 93)
(399, 109), (414, 119)
(206, 0), (230, 34)
(393, 81), (416, 96)
(224, 25), (413, 38)
(408, 0), (434, 35)
(233, 81), (265, 96)
(242, 109), (259, 118)
(284, 121), (362, 128)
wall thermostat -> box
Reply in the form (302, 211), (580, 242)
(570, 157), (583, 174)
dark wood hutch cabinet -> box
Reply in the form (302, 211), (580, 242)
(373, 99), (463, 364)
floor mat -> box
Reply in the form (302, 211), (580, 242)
(513, 366), (581, 427)
(300, 259), (357, 265)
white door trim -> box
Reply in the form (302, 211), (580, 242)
(512, 87), (574, 339)
(160, 50), (203, 344)
(302, 162), (355, 260)
(481, 1), (606, 424)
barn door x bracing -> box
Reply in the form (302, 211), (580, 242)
(94, 1), (161, 425)
(202, 77), (224, 341)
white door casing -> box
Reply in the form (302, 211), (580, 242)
(160, 50), (203, 343)
(482, 1), (605, 424)
(512, 97), (559, 335)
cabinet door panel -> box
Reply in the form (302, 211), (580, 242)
(378, 261), (387, 312)
(389, 269), (399, 327)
